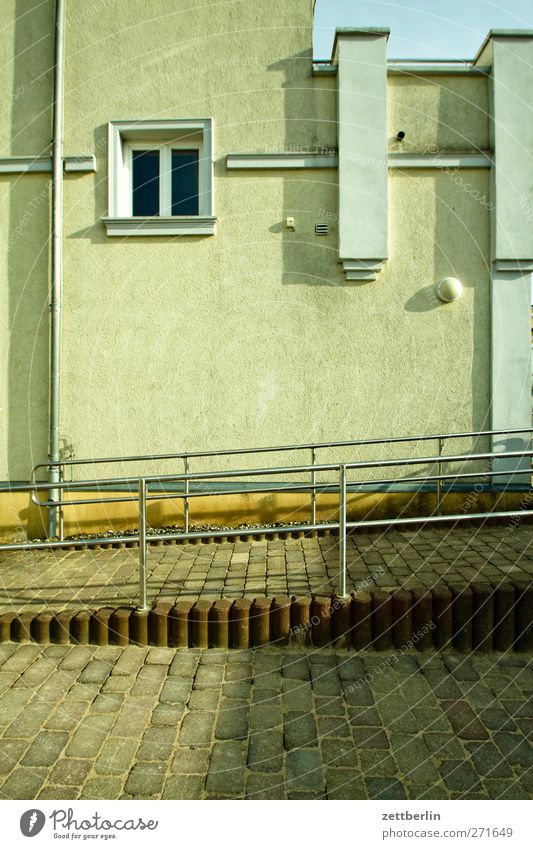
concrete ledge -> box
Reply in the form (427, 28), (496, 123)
(1, 581), (531, 651)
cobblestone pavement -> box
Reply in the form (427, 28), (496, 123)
(0, 642), (532, 800)
(0, 526), (532, 612)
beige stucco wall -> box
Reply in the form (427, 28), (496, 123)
(388, 74), (490, 153)
(0, 1), (492, 503)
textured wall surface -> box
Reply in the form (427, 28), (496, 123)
(0, 0), (493, 486)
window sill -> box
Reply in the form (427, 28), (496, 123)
(102, 216), (217, 236)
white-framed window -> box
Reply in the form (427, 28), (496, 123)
(103, 119), (216, 236)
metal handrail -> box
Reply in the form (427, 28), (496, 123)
(30, 426), (533, 477)
(0, 427), (530, 610)
(26, 446), (533, 508)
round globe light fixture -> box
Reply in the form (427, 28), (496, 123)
(436, 276), (463, 303)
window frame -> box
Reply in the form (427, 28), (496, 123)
(104, 119), (216, 236)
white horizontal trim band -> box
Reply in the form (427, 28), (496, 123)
(389, 153), (492, 168)
(0, 156), (96, 173)
(102, 216), (217, 236)
(227, 153), (338, 169)
(495, 259), (533, 273)
(227, 153), (492, 170)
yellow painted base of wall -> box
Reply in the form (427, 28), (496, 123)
(0, 489), (530, 542)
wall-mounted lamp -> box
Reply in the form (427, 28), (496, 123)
(436, 276), (463, 303)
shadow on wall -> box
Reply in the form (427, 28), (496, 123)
(7, 0), (54, 481)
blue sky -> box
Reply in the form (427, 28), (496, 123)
(313, 0), (533, 59)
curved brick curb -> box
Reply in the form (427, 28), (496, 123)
(0, 581), (531, 651)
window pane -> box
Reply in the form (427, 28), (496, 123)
(132, 150), (160, 216)
(172, 150), (199, 215)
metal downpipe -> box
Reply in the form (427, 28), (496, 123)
(48, 0), (66, 538)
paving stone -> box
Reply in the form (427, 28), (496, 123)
(206, 741), (247, 794)
(0, 767), (47, 799)
(44, 700), (87, 732)
(321, 737), (358, 769)
(179, 711), (216, 746)
(4, 702), (52, 738)
(439, 760), (482, 792)
(443, 700), (489, 740)
(347, 705), (382, 727)
(326, 767), (366, 799)
(249, 703), (283, 731)
(411, 707), (452, 733)
(102, 675), (135, 693)
(95, 737), (139, 775)
(131, 665), (168, 697)
(125, 762), (167, 796)
(151, 703), (186, 725)
(281, 679), (314, 711)
(146, 648), (175, 665)
(342, 682), (374, 706)
(225, 663), (253, 682)
(38, 785), (80, 800)
(59, 647), (93, 671)
(390, 734), (439, 783)
(21, 731), (69, 766)
(284, 711), (318, 748)
(493, 732), (533, 767)
(287, 749), (324, 792)
(171, 747), (210, 775)
(246, 771), (286, 800)
(247, 729), (284, 772)
(408, 783), (450, 800)
(215, 700), (249, 740)
(423, 733), (465, 759)
(49, 758), (92, 786)
(159, 679), (192, 704)
(466, 742), (513, 778)
(360, 750), (398, 777)
(137, 726), (178, 761)
(315, 696), (346, 717)
(66, 714), (115, 758)
(478, 708), (518, 733)
(223, 682), (252, 699)
(187, 689), (220, 711)
(352, 727), (390, 749)
(377, 694), (418, 733)
(281, 655), (310, 680)
(163, 774), (204, 799)
(79, 660), (113, 684)
(194, 666), (224, 687)
(81, 776), (125, 799)
(0, 738), (30, 775)
(90, 692), (124, 714)
(113, 647), (149, 676)
(365, 777), (407, 800)
(106, 697), (154, 736)
(482, 778), (528, 800)
(317, 715), (351, 738)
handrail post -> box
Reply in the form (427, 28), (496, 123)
(58, 464), (64, 541)
(138, 477), (149, 610)
(311, 447), (316, 525)
(184, 456), (189, 535)
(436, 437), (444, 515)
(338, 464), (347, 597)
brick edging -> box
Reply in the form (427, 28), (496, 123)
(1, 582), (532, 651)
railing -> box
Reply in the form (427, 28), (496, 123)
(0, 427), (530, 609)
(29, 426), (533, 539)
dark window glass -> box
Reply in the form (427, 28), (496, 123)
(172, 150), (199, 215)
(132, 150), (160, 216)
